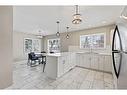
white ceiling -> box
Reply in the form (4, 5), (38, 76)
(13, 6), (124, 36)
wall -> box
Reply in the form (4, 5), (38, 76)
(43, 25), (115, 52)
(0, 6), (13, 89)
(13, 31), (43, 61)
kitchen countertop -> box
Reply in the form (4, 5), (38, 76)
(76, 52), (111, 55)
(45, 52), (111, 57)
(98, 53), (111, 56)
(46, 53), (61, 57)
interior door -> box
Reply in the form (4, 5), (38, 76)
(112, 25), (122, 78)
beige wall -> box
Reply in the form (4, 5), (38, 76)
(0, 6), (13, 89)
(13, 31), (43, 61)
(43, 25), (115, 52)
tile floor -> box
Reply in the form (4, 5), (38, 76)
(6, 60), (114, 89)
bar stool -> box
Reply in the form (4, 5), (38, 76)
(42, 56), (46, 72)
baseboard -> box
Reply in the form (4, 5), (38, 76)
(76, 65), (112, 74)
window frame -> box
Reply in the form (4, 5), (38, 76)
(80, 33), (106, 49)
(24, 38), (41, 54)
(47, 38), (60, 53)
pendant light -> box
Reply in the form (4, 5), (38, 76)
(66, 27), (69, 39)
(72, 5), (82, 24)
(56, 21), (60, 37)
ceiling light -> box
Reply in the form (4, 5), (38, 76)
(56, 21), (60, 37)
(72, 5), (82, 24)
(66, 27), (69, 39)
(35, 30), (43, 38)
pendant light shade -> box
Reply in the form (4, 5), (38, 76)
(72, 5), (82, 24)
(56, 21), (60, 37)
(66, 26), (69, 39)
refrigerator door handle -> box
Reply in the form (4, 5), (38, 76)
(112, 25), (123, 79)
(112, 52), (122, 78)
(112, 50), (121, 53)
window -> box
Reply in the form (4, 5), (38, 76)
(80, 33), (106, 49)
(32, 39), (41, 52)
(47, 38), (60, 53)
(24, 38), (32, 53)
(24, 38), (41, 53)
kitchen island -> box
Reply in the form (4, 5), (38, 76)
(45, 52), (76, 79)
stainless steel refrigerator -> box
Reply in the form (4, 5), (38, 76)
(112, 23), (127, 89)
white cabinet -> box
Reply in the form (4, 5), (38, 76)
(76, 53), (81, 66)
(60, 53), (68, 74)
(76, 53), (91, 68)
(104, 55), (112, 72)
(77, 53), (98, 69)
(98, 55), (104, 71)
(98, 55), (112, 72)
(83, 53), (91, 68)
(64, 57), (69, 74)
(91, 54), (99, 70)
(58, 56), (64, 77)
(58, 52), (76, 78)
(76, 53), (112, 73)
(79, 54), (84, 67)
(69, 52), (76, 69)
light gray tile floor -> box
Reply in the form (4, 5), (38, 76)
(6, 60), (114, 89)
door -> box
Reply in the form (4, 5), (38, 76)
(116, 24), (127, 89)
(112, 25), (122, 79)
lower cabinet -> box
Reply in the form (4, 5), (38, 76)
(58, 52), (76, 77)
(91, 54), (99, 70)
(58, 56), (64, 77)
(69, 52), (76, 69)
(98, 55), (104, 71)
(76, 53), (112, 73)
(104, 55), (112, 72)
(83, 53), (91, 68)
(58, 52), (112, 78)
